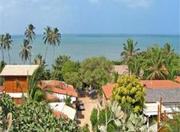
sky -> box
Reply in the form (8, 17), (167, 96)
(0, 0), (179, 35)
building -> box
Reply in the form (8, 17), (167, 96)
(102, 80), (180, 112)
(0, 65), (39, 104)
(39, 80), (78, 103)
(113, 65), (129, 75)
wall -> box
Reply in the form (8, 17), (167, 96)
(4, 76), (28, 93)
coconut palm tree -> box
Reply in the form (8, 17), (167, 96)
(19, 39), (32, 64)
(4, 33), (12, 64)
(43, 26), (61, 61)
(121, 39), (140, 63)
(145, 47), (168, 80)
(33, 54), (45, 65)
(25, 24), (35, 42)
(0, 34), (5, 62)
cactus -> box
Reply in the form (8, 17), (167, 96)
(97, 101), (147, 132)
(0, 106), (13, 132)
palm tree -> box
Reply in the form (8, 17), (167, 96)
(4, 33), (12, 64)
(163, 43), (174, 55)
(19, 39), (32, 64)
(121, 39), (140, 63)
(43, 26), (61, 61)
(33, 54), (45, 65)
(145, 47), (168, 80)
(25, 24), (35, 42)
(0, 34), (5, 61)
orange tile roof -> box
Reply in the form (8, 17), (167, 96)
(53, 111), (68, 119)
(140, 80), (180, 89)
(102, 83), (116, 99)
(175, 76), (180, 83)
(40, 80), (78, 97)
(102, 80), (180, 100)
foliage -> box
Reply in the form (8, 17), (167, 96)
(62, 60), (82, 88)
(43, 26), (61, 60)
(80, 124), (90, 132)
(80, 57), (112, 91)
(51, 55), (71, 80)
(0, 94), (16, 116)
(112, 75), (145, 113)
(28, 66), (46, 101)
(33, 54), (45, 65)
(25, 24), (35, 42)
(90, 101), (147, 132)
(19, 39), (32, 64)
(64, 96), (72, 106)
(0, 33), (13, 63)
(125, 42), (180, 80)
(11, 99), (79, 131)
(121, 39), (140, 63)
(0, 61), (6, 85)
(164, 113), (180, 132)
(0, 94), (79, 132)
(90, 108), (98, 129)
(0, 106), (13, 132)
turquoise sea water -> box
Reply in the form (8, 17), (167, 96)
(1, 34), (180, 66)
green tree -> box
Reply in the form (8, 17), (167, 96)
(43, 26), (61, 60)
(19, 39), (32, 64)
(112, 75), (145, 113)
(33, 54), (45, 65)
(51, 55), (71, 80)
(62, 60), (81, 88)
(25, 24), (35, 42)
(0, 61), (6, 85)
(165, 113), (180, 132)
(121, 39), (140, 63)
(80, 57), (112, 92)
(3, 33), (13, 63)
(0, 34), (5, 61)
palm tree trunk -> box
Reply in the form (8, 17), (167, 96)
(44, 45), (48, 62)
(53, 46), (55, 60)
(1, 49), (4, 62)
(8, 50), (11, 64)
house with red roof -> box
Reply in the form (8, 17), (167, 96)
(102, 80), (180, 115)
(39, 80), (78, 103)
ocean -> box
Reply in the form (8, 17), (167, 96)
(1, 34), (180, 66)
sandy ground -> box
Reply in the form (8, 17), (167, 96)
(78, 97), (99, 131)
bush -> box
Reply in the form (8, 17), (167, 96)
(90, 108), (98, 128)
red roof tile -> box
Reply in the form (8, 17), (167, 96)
(102, 80), (180, 100)
(40, 80), (78, 97)
(140, 80), (180, 89)
(102, 83), (116, 99)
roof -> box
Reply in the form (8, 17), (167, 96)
(102, 80), (180, 102)
(145, 88), (180, 103)
(140, 80), (180, 89)
(113, 65), (129, 75)
(102, 83), (116, 99)
(0, 65), (39, 76)
(40, 80), (78, 97)
(175, 76), (180, 83)
(49, 102), (76, 120)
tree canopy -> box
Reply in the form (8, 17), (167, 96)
(112, 75), (145, 113)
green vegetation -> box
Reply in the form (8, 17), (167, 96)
(80, 57), (112, 91)
(112, 75), (145, 113)
(43, 26), (61, 60)
(0, 94), (79, 132)
(122, 41), (180, 80)
(90, 101), (147, 132)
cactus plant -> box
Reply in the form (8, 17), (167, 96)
(0, 106), (13, 132)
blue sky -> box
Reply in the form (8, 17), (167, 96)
(0, 0), (179, 35)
